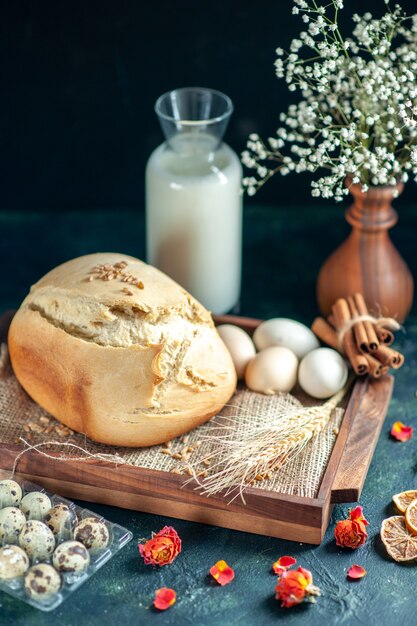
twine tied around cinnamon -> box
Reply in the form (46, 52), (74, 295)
(336, 314), (401, 352)
(312, 293), (404, 378)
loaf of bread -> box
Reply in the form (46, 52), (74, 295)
(8, 253), (236, 447)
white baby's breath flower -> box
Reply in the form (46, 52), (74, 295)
(242, 0), (417, 200)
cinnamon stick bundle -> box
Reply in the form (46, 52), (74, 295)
(311, 293), (404, 379)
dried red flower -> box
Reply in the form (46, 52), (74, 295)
(347, 564), (367, 579)
(139, 526), (182, 566)
(391, 421), (413, 442)
(153, 587), (176, 610)
(275, 566), (320, 608)
(210, 560), (235, 586)
(334, 506), (369, 549)
(272, 555), (297, 575)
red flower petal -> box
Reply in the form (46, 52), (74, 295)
(154, 587), (176, 611)
(210, 560), (235, 586)
(275, 567), (320, 608)
(138, 526), (182, 566)
(391, 421), (413, 442)
(347, 565), (367, 579)
(350, 506), (369, 526)
(272, 555), (297, 574)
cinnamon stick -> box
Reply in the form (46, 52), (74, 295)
(311, 294), (403, 378)
(311, 318), (339, 351)
(373, 345), (400, 367)
(391, 353), (405, 369)
(364, 354), (388, 378)
(332, 298), (351, 330)
(344, 342), (370, 376)
(346, 296), (370, 353)
(353, 293), (379, 351)
(328, 313), (336, 328)
(373, 346), (404, 370)
(332, 299), (369, 375)
(375, 326), (394, 346)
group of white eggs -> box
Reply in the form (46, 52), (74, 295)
(218, 318), (349, 400)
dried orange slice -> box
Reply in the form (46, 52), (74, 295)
(381, 515), (417, 562)
(405, 499), (417, 535)
(392, 490), (417, 513)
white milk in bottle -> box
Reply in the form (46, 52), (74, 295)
(146, 88), (242, 314)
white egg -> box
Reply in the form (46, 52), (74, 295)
(245, 347), (298, 394)
(298, 348), (348, 399)
(253, 318), (319, 359)
(217, 325), (256, 379)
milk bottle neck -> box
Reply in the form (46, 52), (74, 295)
(155, 87), (232, 159)
(165, 131), (221, 160)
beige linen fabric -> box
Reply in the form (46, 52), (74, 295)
(0, 343), (343, 499)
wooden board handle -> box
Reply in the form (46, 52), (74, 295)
(212, 314), (262, 335)
(330, 374), (393, 503)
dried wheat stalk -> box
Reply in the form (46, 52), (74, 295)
(186, 385), (349, 504)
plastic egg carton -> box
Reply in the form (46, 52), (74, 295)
(0, 475), (133, 611)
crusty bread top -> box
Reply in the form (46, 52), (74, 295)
(17, 253), (232, 400)
(29, 253), (211, 321)
(10, 253), (236, 431)
(21, 253), (214, 348)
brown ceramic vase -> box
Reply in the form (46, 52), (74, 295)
(316, 179), (414, 322)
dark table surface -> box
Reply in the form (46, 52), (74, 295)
(0, 204), (416, 626)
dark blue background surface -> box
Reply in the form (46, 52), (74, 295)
(0, 204), (416, 625)
(1, 1), (417, 623)
(2, 0), (417, 210)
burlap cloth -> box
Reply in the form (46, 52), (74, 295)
(0, 343), (344, 499)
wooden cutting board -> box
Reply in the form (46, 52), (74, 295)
(0, 311), (393, 544)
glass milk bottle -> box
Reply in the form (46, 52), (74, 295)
(146, 87), (242, 314)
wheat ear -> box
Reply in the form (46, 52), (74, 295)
(186, 385), (349, 504)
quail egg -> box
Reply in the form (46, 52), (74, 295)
(0, 545), (29, 580)
(74, 517), (110, 551)
(0, 507), (26, 545)
(0, 479), (22, 509)
(19, 521), (55, 562)
(53, 541), (90, 573)
(44, 503), (76, 539)
(24, 563), (61, 600)
(20, 491), (52, 521)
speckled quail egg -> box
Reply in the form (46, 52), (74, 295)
(24, 563), (61, 600)
(44, 503), (76, 539)
(19, 521), (55, 562)
(0, 545), (29, 580)
(0, 479), (22, 509)
(52, 541), (90, 573)
(74, 517), (110, 551)
(20, 491), (52, 521)
(0, 507), (26, 545)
